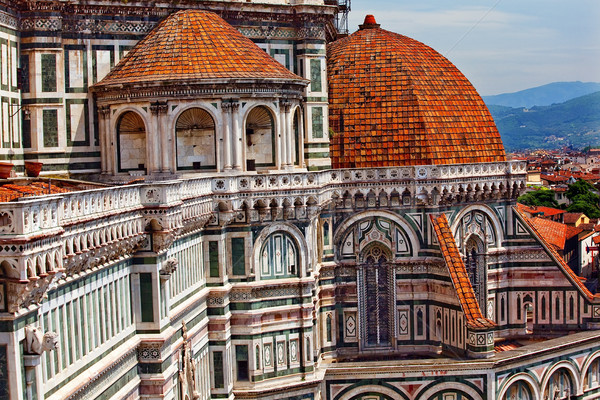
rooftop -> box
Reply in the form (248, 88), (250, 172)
(94, 9), (305, 89)
(327, 15), (506, 168)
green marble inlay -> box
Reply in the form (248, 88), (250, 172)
(311, 107), (323, 139)
(140, 273), (154, 323)
(310, 59), (322, 92)
(42, 109), (58, 147)
(209, 241), (219, 278)
(41, 54), (57, 92)
(231, 238), (245, 276)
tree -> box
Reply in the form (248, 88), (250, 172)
(565, 179), (600, 218)
(518, 189), (559, 208)
(566, 179), (597, 201)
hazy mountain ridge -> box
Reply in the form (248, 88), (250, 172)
(488, 91), (600, 151)
(483, 81), (600, 108)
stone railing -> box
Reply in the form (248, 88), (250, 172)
(0, 161), (526, 238)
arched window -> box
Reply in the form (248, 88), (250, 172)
(585, 358), (600, 389)
(305, 338), (311, 362)
(259, 232), (299, 279)
(555, 297), (561, 320)
(117, 111), (147, 172)
(326, 314), (332, 342)
(359, 244), (393, 348)
(416, 309), (424, 336)
(175, 108), (216, 170)
(544, 368), (573, 399)
(569, 296), (575, 320)
(542, 296), (547, 320)
(504, 380), (533, 400)
(517, 295), (522, 320)
(501, 296), (505, 322)
(246, 106), (275, 168)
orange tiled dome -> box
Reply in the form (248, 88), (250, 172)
(327, 15), (506, 168)
(95, 9), (305, 88)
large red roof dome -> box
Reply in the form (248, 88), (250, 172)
(327, 16), (506, 168)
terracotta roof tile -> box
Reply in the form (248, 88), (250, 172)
(514, 207), (597, 302)
(516, 203), (565, 218)
(430, 214), (495, 330)
(94, 10), (305, 88)
(529, 217), (570, 250)
(327, 15), (506, 169)
(0, 182), (73, 202)
(564, 212), (586, 225)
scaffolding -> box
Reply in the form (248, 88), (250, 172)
(325, 0), (351, 35)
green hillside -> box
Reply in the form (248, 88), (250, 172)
(483, 81), (600, 108)
(488, 91), (600, 150)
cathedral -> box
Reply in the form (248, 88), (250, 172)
(0, 1), (599, 400)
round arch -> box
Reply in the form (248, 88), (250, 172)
(416, 382), (483, 400)
(540, 361), (581, 399)
(252, 222), (309, 280)
(333, 210), (421, 262)
(174, 107), (217, 171)
(581, 350), (600, 392)
(243, 104), (278, 169)
(450, 204), (504, 248)
(115, 110), (148, 173)
(335, 384), (409, 400)
(497, 373), (541, 400)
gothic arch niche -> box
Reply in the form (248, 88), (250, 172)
(245, 106), (275, 168)
(175, 107), (216, 170)
(259, 231), (299, 279)
(502, 379), (534, 400)
(117, 111), (147, 172)
(358, 242), (395, 349)
(463, 233), (487, 315)
(543, 367), (575, 400)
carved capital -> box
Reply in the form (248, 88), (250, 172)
(279, 99), (292, 112)
(150, 101), (168, 115)
(221, 102), (233, 112)
(98, 105), (111, 118)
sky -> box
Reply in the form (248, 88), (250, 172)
(347, 0), (600, 96)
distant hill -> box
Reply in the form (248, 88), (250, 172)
(483, 81), (600, 108)
(488, 91), (600, 151)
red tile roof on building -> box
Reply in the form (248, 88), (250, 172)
(564, 212), (586, 225)
(514, 207), (597, 302)
(529, 217), (582, 250)
(94, 10), (305, 89)
(0, 181), (74, 202)
(541, 174), (569, 183)
(430, 214), (495, 329)
(327, 15), (506, 169)
(516, 203), (565, 218)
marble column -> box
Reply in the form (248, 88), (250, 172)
(149, 101), (168, 174)
(279, 100), (291, 168)
(98, 106), (110, 174)
(231, 102), (242, 171)
(221, 102), (232, 171)
(298, 106), (305, 168)
(286, 105), (294, 168)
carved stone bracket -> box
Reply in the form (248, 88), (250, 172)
(152, 230), (178, 254)
(24, 325), (59, 355)
(4, 271), (62, 313)
(64, 235), (146, 276)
